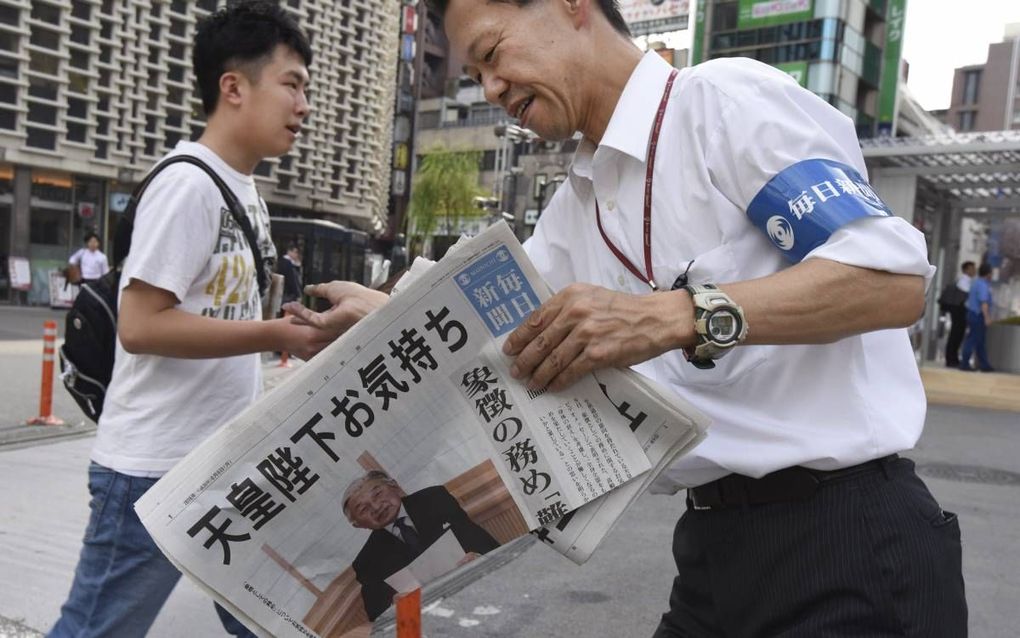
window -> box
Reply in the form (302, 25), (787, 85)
(31, 3), (61, 25)
(958, 110), (975, 132)
(0, 108), (16, 129)
(71, 1), (91, 21)
(67, 122), (87, 143)
(30, 27), (61, 50)
(68, 97), (87, 118)
(0, 31), (18, 52)
(962, 70), (980, 105)
(27, 102), (58, 125)
(26, 127), (57, 150)
(0, 82), (16, 104)
(70, 24), (90, 45)
(29, 50), (60, 76)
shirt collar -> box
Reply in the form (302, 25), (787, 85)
(388, 505), (411, 537)
(568, 51), (675, 193)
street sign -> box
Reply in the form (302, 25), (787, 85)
(620, 0), (690, 36)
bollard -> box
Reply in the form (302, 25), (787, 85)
(395, 588), (421, 638)
(278, 310), (292, 368)
(27, 320), (65, 426)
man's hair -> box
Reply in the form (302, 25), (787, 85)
(193, 2), (312, 116)
(961, 261), (975, 272)
(978, 263), (992, 277)
(342, 470), (399, 519)
(427, 0), (631, 38)
(83, 231), (99, 244)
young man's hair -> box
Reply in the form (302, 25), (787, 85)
(960, 261), (975, 272)
(427, 0), (631, 38)
(978, 263), (992, 277)
(193, 2), (312, 116)
(83, 231), (100, 244)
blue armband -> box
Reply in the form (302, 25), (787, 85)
(746, 158), (893, 263)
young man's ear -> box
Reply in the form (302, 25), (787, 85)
(217, 71), (245, 109)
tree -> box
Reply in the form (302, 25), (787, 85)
(408, 148), (487, 259)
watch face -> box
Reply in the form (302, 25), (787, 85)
(707, 309), (741, 344)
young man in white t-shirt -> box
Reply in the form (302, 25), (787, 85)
(67, 232), (110, 283)
(49, 5), (334, 637)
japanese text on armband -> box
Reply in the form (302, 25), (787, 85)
(454, 245), (540, 337)
(746, 158), (893, 263)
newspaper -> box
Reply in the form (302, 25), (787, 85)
(136, 222), (709, 637)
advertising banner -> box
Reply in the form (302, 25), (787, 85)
(775, 60), (809, 86)
(620, 0), (690, 37)
(877, 0), (907, 136)
(737, 0), (814, 29)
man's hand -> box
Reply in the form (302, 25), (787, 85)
(274, 318), (340, 361)
(456, 551), (482, 567)
(502, 283), (692, 392)
(283, 281), (388, 338)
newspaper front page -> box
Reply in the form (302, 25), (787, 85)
(136, 223), (708, 637)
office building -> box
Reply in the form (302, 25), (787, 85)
(0, 0), (397, 302)
(691, 0), (909, 138)
(946, 23), (1020, 133)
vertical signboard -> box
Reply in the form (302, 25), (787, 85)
(738, 0), (813, 29)
(691, 0), (706, 65)
(877, 0), (907, 136)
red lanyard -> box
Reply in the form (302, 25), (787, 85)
(595, 69), (678, 292)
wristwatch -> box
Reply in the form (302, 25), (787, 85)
(681, 284), (748, 369)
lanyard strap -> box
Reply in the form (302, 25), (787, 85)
(595, 68), (678, 292)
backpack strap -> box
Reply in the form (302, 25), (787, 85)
(112, 154), (268, 297)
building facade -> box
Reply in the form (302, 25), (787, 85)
(691, 0), (907, 138)
(0, 0), (397, 303)
(946, 24), (1020, 133)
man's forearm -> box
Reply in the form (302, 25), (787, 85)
(119, 307), (285, 358)
(717, 258), (925, 346)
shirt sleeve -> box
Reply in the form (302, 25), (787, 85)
(68, 248), (83, 265)
(121, 164), (222, 302)
(698, 59), (934, 282)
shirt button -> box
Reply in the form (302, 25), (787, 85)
(617, 274), (626, 287)
(606, 199), (616, 211)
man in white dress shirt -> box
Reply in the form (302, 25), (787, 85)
(289, 0), (967, 634)
(68, 232), (110, 284)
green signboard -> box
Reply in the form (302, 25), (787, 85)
(877, 0), (907, 135)
(738, 0), (814, 29)
(691, 0), (706, 65)
(775, 61), (808, 87)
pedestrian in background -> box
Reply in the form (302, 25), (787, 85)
(67, 232), (109, 285)
(278, 242), (303, 305)
(940, 260), (974, 368)
(47, 4), (338, 637)
(960, 262), (995, 372)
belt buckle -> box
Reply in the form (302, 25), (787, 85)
(688, 484), (719, 511)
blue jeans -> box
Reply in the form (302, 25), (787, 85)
(960, 310), (992, 370)
(48, 463), (256, 638)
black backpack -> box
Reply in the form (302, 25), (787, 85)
(59, 155), (268, 422)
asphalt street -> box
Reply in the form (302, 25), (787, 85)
(1, 305), (1018, 637)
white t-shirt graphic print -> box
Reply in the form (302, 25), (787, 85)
(93, 141), (275, 476)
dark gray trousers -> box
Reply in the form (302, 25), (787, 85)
(653, 457), (967, 637)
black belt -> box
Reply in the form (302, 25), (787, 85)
(687, 455), (899, 511)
